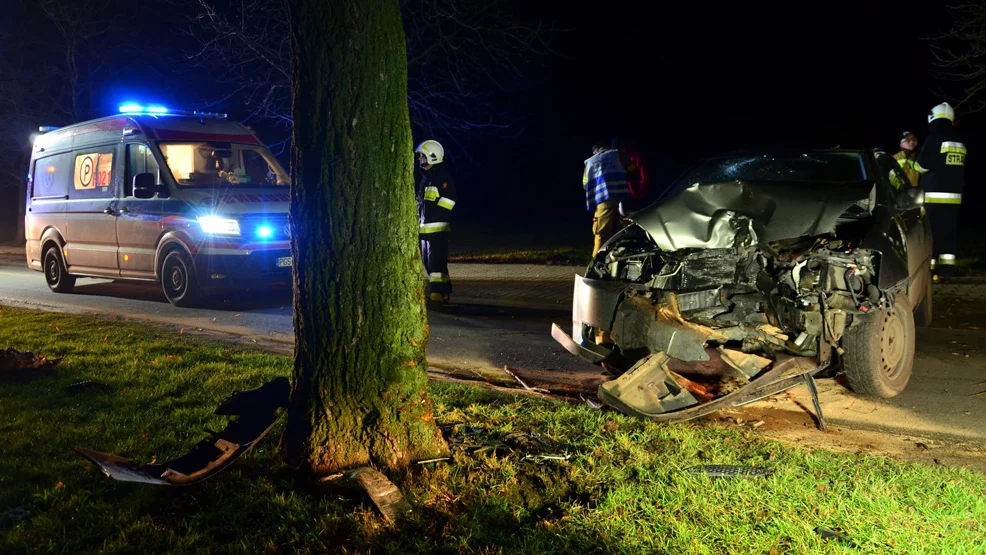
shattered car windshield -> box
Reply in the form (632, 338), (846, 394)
(676, 152), (868, 189)
(159, 142), (290, 188)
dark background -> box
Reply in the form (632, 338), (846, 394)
(1, 0), (981, 243)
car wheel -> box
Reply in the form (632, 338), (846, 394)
(914, 274), (933, 327)
(43, 245), (76, 293)
(161, 249), (199, 307)
(842, 292), (914, 398)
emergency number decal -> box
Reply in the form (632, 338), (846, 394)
(74, 152), (113, 190)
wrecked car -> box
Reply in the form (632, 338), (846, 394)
(553, 148), (933, 423)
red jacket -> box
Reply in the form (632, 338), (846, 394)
(622, 148), (649, 200)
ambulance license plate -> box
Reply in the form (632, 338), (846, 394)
(277, 256), (293, 268)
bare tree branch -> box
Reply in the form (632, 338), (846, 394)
(927, 3), (986, 111)
(180, 0), (563, 155)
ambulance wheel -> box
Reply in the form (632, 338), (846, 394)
(161, 249), (199, 307)
(43, 245), (75, 293)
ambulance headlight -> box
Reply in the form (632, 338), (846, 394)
(197, 216), (240, 236)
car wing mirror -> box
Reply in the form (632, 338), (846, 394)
(133, 173), (156, 199)
(903, 187), (924, 207)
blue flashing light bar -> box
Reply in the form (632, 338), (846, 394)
(118, 103), (227, 119)
(256, 225), (274, 239)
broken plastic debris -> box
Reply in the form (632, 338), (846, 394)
(0, 348), (60, 373)
(74, 377), (289, 486)
(66, 380), (113, 394)
(814, 526), (857, 547)
(348, 466), (412, 522)
(580, 394), (602, 410)
(523, 453), (572, 463)
(683, 465), (775, 478)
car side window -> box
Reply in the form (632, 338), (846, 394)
(126, 144), (162, 197)
(31, 152), (73, 199)
(872, 150), (910, 201)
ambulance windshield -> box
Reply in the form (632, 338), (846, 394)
(159, 142), (290, 188)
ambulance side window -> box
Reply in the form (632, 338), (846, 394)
(69, 147), (117, 200)
(31, 152), (72, 199)
(126, 144), (161, 197)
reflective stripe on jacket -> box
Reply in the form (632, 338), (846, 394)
(416, 164), (457, 234)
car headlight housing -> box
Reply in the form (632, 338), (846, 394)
(197, 216), (240, 236)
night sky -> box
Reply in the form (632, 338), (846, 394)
(2, 0), (980, 237)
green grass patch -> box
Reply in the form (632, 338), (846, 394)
(2, 306), (985, 554)
(449, 246), (591, 266)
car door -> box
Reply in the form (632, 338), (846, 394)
(872, 149), (932, 303)
(117, 143), (167, 279)
(63, 145), (121, 276)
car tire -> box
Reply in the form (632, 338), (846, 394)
(43, 245), (76, 293)
(914, 274), (933, 327)
(842, 292), (914, 399)
(161, 249), (199, 307)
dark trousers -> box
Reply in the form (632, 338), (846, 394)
(926, 203), (959, 278)
(420, 232), (452, 296)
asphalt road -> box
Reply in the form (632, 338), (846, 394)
(1, 253), (984, 451)
(0, 255), (597, 375)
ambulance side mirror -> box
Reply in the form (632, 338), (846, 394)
(133, 173), (157, 199)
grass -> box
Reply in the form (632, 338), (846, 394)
(449, 246), (591, 266)
(1, 306), (985, 554)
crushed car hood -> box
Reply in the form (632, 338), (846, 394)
(632, 180), (875, 251)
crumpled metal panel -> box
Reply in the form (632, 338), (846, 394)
(632, 181), (875, 251)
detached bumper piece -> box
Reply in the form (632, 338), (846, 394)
(598, 352), (820, 424)
(74, 377), (290, 486)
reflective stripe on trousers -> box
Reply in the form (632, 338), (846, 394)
(924, 192), (962, 204)
(420, 222), (451, 233)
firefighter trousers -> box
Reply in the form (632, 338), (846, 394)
(926, 203), (959, 279)
(420, 231), (452, 297)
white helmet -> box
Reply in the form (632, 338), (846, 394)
(928, 102), (955, 123)
(415, 139), (444, 164)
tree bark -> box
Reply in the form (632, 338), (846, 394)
(284, 0), (448, 475)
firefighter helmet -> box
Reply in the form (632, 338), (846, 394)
(415, 140), (444, 164)
(928, 102), (955, 123)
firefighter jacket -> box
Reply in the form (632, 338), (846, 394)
(915, 118), (966, 203)
(583, 148), (631, 211)
(417, 164), (457, 234)
(892, 150), (920, 188)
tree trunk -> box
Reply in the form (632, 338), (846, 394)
(284, 0), (448, 475)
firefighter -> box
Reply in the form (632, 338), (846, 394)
(914, 102), (966, 282)
(893, 131), (921, 188)
(584, 141), (631, 257)
(415, 139), (457, 304)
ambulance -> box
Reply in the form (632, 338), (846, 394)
(25, 105), (292, 306)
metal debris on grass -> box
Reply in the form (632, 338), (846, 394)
(684, 465), (776, 478)
(814, 526), (857, 547)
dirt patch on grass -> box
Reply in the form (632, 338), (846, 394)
(712, 404), (986, 474)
